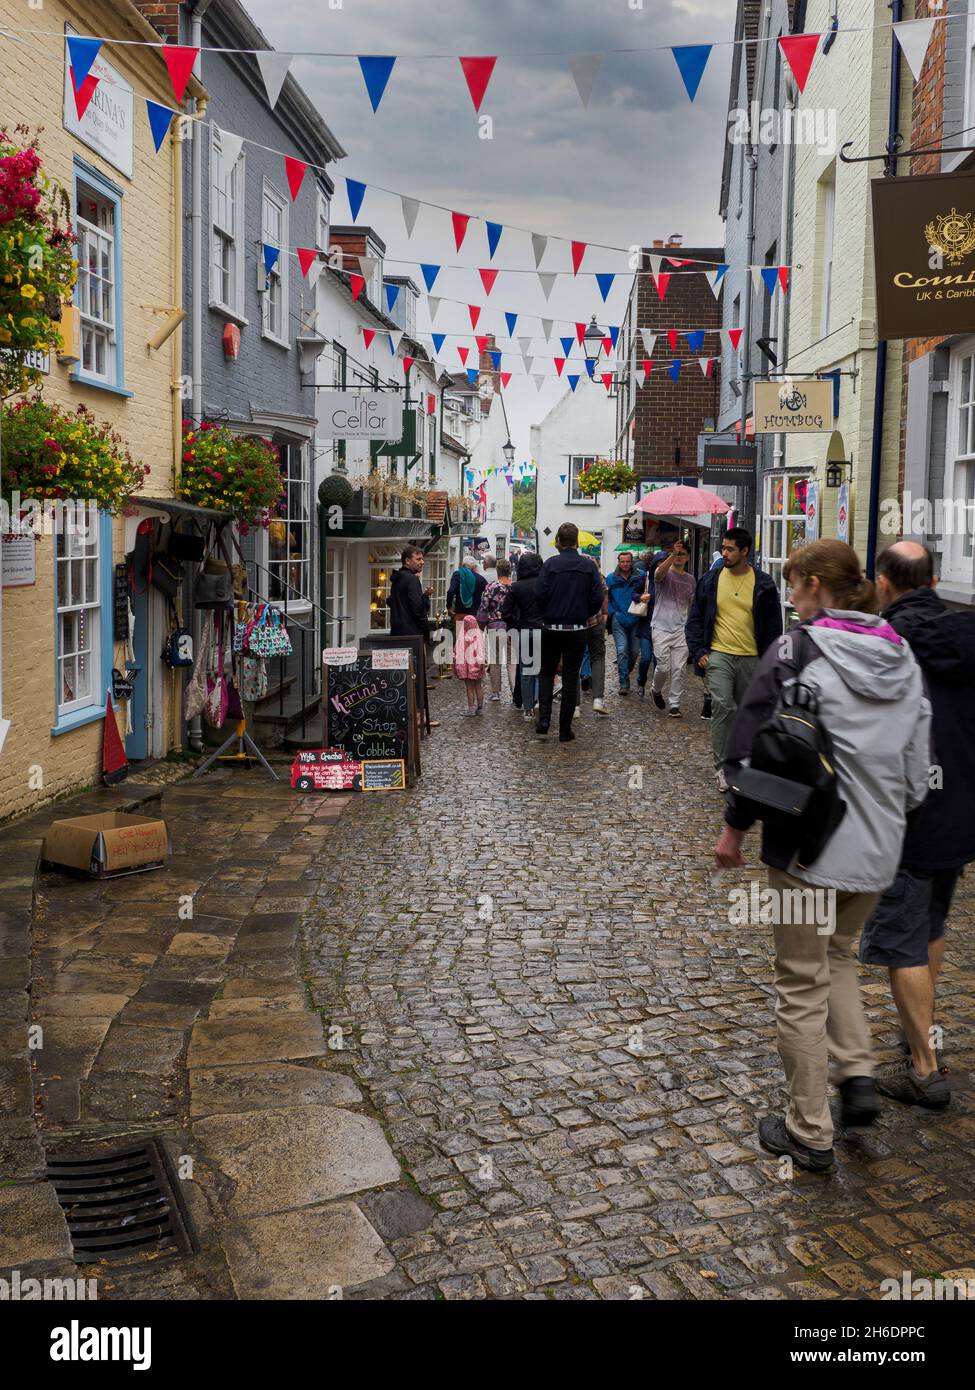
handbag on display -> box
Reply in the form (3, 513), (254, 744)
(195, 527), (235, 610)
(184, 612), (213, 722)
(163, 602), (194, 668)
(167, 523), (206, 563)
(239, 655), (268, 703)
(151, 551), (184, 601)
(203, 616), (230, 728)
(246, 605), (293, 659)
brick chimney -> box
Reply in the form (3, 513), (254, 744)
(132, 2), (182, 41)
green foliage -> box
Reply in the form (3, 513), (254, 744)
(575, 460), (638, 497)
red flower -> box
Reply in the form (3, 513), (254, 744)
(183, 450), (195, 462)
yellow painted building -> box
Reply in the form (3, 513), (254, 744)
(0, 0), (206, 819)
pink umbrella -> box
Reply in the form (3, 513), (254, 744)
(635, 484), (731, 516)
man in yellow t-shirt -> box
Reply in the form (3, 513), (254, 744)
(684, 527), (782, 792)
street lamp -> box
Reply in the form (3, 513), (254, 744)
(503, 438), (515, 468)
(583, 316), (603, 361)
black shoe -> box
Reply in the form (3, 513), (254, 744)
(651, 690), (665, 710)
(559, 731), (576, 743)
(758, 1115), (835, 1172)
(876, 1057), (950, 1108)
(581, 677), (592, 692)
(838, 1076), (881, 1127)
(701, 696), (712, 719)
(535, 721), (550, 738)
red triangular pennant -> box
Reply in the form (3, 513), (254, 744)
(70, 68), (99, 121)
(162, 45), (199, 104)
(601, 337), (613, 356)
(778, 266), (790, 293)
(362, 328), (376, 349)
(452, 211), (470, 251)
(554, 357), (566, 377)
(479, 268), (498, 295)
(350, 273), (365, 302)
(666, 257), (692, 267)
(727, 327), (743, 350)
(403, 356), (414, 375)
(285, 156), (307, 202)
(571, 241), (587, 275)
(475, 334), (489, 354)
(654, 273), (671, 301)
(459, 56), (497, 113)
(297, 247), (318, 278)
(458, 346), (469, 365)
(778, 33), (820, 94)
(642, 359), (653, 379)
(500, 372), (512, 388)
(601, 373), (613, 391)
(469, 304), (482, 330)
(575, 322), (587, 345)
(667, 329), (679, 351)
(102, 689), (128, 785)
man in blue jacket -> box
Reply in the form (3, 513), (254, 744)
(534, 522), (605, 742)
(684, 526), (782, 791)
(605, 551), (646, 695)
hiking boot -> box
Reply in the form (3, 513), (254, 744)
(875, 1057), (950, 1109)
(838, 1076), (881, 1127)
(758, 1115), (835, 1173)
(651, 690), (665, 710)
(701, 696), (712, 719)
(668, 707), (683, 719)
(898, 1033), (945, 1069)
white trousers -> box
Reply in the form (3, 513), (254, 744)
(650, 626), (689, 707)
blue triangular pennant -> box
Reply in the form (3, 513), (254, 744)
(431, 333), (446, 355)
(67, 36), (102, 88)
(347, 178), (367, 221)
(687, 330), (705, 353)
(667, 360), (681, 382)
(420, 263), (440, 292)
(595, 273), (615, 302)
(467, 368), (479, 385)
(262, 243), (281, 276)
(490, 351), (501, 370)
(357, 56), (396, 113)
(560, 336), (574, 357)
(385, 282), (400, 313)
(671, 45), (713, 102)
(505, 311), (518, 336)
(465, 469), (474, 485)
(146, 100), (175, 154)
(486, 221), (503, 259)
(567, 375), (580, 393)
(585, 358), (596, 379)
(609, 325), (620, 350)
(761, 267), (780, 295)
(559, 474), (567, 484)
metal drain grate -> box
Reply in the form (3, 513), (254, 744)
(46, 1138), (195, 1263)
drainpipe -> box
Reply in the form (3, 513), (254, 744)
(741, 2), (772, 538)
(187, 0), (213, 753)
(865, 0), (903, 576)
(773, 70), (798, 478)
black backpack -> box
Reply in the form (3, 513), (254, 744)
(729, 678), (847, 869)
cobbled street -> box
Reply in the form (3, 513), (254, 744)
(309, 677), (975, 1301)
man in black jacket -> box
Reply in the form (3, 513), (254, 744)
(685, 527), (782, 791)
(534, 522), (604, 742)
(389, 545), (434, 638)
(860, 542), (975, 1109)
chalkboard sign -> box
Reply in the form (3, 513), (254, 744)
(324, 653), (418, 782)
(361, 759), (406, 792)
(114, 562), (130, 640)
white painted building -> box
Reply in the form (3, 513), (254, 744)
(532, 377), (624, 572)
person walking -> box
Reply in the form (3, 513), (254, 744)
(579, 567), (609, 716)
(446, 556), (487, 619)
(534, 522), (604, 742)
(685, 526), (782, 791)
(606, 551), (645, 695)
(388, 544), (440, 730)
(633, 550), (661, 698)
(714, 540), (931, 1173)
(453, 613), (486, 716)
(478, 557), (516, 702)
(649, 537), (696, 718)
(858, 542), (975, 1109)
(501, 549), (543, 720)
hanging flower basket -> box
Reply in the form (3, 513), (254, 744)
(0, 128), (77, 398)
(575, 460), (638, 497)
(178, 421), (285, 532)
(1, 395), (148, 514)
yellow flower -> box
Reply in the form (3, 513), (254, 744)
(20, 284), (36, 300)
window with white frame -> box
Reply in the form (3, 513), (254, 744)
(368, 545), (402, 630)
(945, 340), (975, 582)
(210, 126), (245, 316)
(763, 472), (809, 620)
(76, 182), (117, 385)
(56, 509), (101, 717)
(567, 455), (597, 504)
(262, 182), (289, 343)
(268, 443), (311, 604)
(324, 543), (348, 647)
(820, 168), (836, 338)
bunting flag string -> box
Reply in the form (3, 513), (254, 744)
(401, 195), (421, 237)
(145, 99), (176, 153)
(70, 68), (99, 121)
(459, 55), (497, 112)
(66, 34), (102, 87)
(255, 50), (292, 109)
(358, 55), (396, 112)
(671, 45), (712, 102)
(162, 45), (198, 104)
(569, 53), (602, 108)
(778, 33), (820, 94)
(892, 17), (937, 81)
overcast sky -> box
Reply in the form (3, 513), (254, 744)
(246, 0), (736, 458)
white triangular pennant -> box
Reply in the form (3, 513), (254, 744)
(525, 357), (535, 374)
(541, 319), (554, 341)
(255, 51), (293, 110)
(427, 296), (441, 322)
(518, 336), (533, 356)
(358, 253), (378, 283)
(648, 254), (662, 276)
(639, 329), (656, 357)
(705, 268), (726, 298)
(215, 125), (244, 170)
(569, 53), (602, 109)
(538, 272), (557, 301)
(698, 357), (713, 376)
(893, 18), (937, 81)
(532, 233), (548, 268)
(751, 267), (764, 292)
(401, 195), (420, 237)
(533, 374), (545, 390)
(388, 329), (403, 354)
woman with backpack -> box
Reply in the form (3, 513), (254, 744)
(713, 540), (931, 1173)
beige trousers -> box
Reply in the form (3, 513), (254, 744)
(769, 867), (879, 1151)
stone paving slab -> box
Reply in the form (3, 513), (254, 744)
(187, 1013), (327, 1069)
(219, 1202), (395, 1298)
(189, 1062), (362, 1116)
(0, 1184), (72, 1267)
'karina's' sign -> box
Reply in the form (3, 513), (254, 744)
(317, 391), (404, 440)
(873, 170), (975, 339)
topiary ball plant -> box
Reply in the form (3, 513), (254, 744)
(318, 474), (354, 510)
